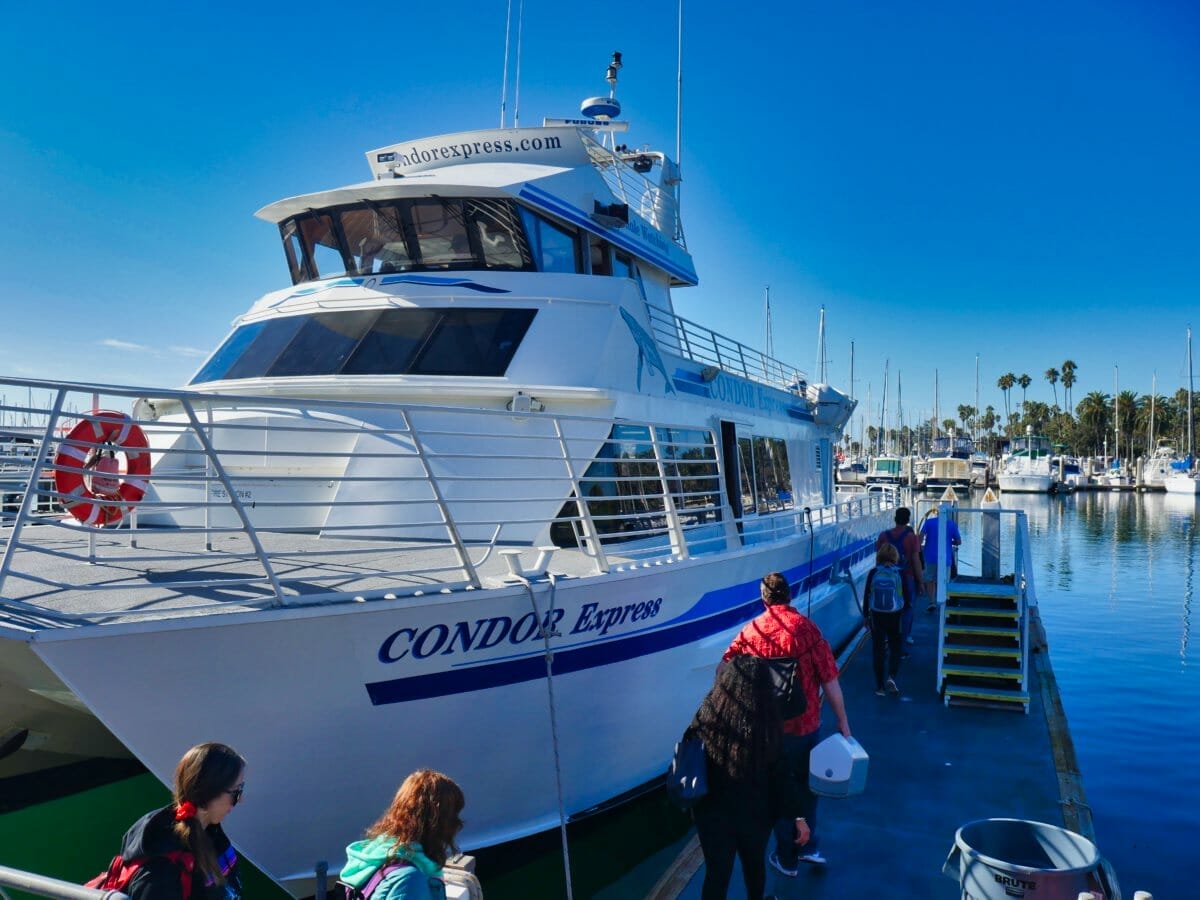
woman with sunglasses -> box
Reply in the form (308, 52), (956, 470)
(339, 769), (465, 900)
(117, 741), (246, 898)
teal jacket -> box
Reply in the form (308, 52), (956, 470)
(340, 836), (446, 900)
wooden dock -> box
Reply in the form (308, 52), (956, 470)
(638, 603), (1107, 899)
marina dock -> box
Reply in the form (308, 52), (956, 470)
(642, 603), (1106, 899)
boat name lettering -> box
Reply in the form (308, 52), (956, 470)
(378, 609), (566, 662)
(380, 135), (564, 168)
(624, 218), (668, 253)
(708, 374), (792, 415)
(571, 598), (663, 636)
(209, 487), (253, 501)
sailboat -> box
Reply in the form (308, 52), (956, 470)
(1165, 327), (1199, 495)
(1102, 366), (1132, 489)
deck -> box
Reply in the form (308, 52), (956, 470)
(635, 603), (1105, 899)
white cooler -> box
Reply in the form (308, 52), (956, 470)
(808, 734), (869, 798)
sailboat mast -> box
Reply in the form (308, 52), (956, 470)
(975, 354), (980, 445)
(879, 361), (889, 455)
(815, 306), (827, 383)
(764, 285), (773, 360)
(1188, 327), (1195, 461)
(933, 369), (940, 439)
(1148, 373), (1156, 454)
(1113, 365), (1119, 467)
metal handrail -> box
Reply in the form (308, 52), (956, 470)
(642, 305), (810, 393)
(0, 864), (127, 900)
(1, 377), (887, 626)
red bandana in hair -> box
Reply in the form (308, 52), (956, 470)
(174, 801), (197, 821)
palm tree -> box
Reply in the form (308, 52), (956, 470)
(957, 404), (976, 434)
(1018, 373), (1032, 414)
(1061, 360), (1078, 412)
(942, 418), (956, 435)
(1045, 367), (1060, 408)
(1076, 391), (1111, 455)
(997, 372), (1016, 430)
(1023, 401), (1051, 433)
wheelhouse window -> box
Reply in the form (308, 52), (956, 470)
(278, 198), (537, 283)
(191, 308), (536, 383)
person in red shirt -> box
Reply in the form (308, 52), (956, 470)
(876, 506), (925, 649)
(722, 572), (851, 875)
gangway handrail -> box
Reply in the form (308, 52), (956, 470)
(0, 864), (127, 900)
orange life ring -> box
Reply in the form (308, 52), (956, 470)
(53, 410), (151, 526)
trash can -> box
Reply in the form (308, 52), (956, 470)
(942, 818), (1115, 899)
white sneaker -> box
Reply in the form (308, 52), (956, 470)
(769, 850), (798, 877)
(885, 678), (900, 695)
(799, 849), (827, 866)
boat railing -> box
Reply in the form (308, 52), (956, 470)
(582, 136), (687, 248)
(0, 864), (125, 900)
(0, 377), (886, 623)
(642, 305), (810, 394)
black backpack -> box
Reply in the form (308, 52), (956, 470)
(763, 656), (807, 719)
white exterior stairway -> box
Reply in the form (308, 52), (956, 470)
(929, 498), (1033, 714)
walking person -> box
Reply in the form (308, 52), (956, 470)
(920, 505), (962, 611)
(865, 544), (905, 696)
(688, 655), (809, 900)
(723, 572), (851, 876)
(876, 507), (924, 649)
(339, 769), (466, 900)
(106, 742), (246, 899)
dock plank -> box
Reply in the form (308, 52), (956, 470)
(644, 605), (1084, 899)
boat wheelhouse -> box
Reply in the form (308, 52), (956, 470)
(0, 58), (892, 894)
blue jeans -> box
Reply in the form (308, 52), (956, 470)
(771, 730), (820, 867)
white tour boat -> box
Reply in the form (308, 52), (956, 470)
(0, 58), (892, 893)
(998, 427), (1055, 493)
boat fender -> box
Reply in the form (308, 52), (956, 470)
(53, 410), (152, 527)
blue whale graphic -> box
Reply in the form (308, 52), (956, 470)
(620, 307), (675, 395)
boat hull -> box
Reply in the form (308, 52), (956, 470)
(997, 473), (1055, 493)
(18, 516), (882, 890)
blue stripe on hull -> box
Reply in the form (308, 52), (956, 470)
(364, 534), (876, 706)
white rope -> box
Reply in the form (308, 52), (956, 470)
(518, 572), (573, 900)
(499, 0), (512, 128)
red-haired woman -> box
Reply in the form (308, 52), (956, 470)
(340, 769), (466, 900)
(120, 742), (246, 898)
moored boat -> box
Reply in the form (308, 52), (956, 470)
(998, 428), (1055, 493)
(0, 57), (892, 893)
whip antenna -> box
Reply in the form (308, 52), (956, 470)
(499, 0), (512, 127)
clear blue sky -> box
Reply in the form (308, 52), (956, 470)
(3, 1), (1197, 432)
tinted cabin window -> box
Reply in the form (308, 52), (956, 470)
(278, 198), (536, 283)
(192, 309), (536, 383)
(269, 309), (378, 377)
(589, 236), (612, 276)
(519, 207), (579, 273)
(612, 252), (633, 279)
(343, 309), (439, 375)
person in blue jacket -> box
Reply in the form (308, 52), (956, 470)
(921, 505), (962, 611)
(340, 770), (465, 900)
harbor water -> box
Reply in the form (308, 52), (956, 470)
(1010, 489), (1199, 897)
